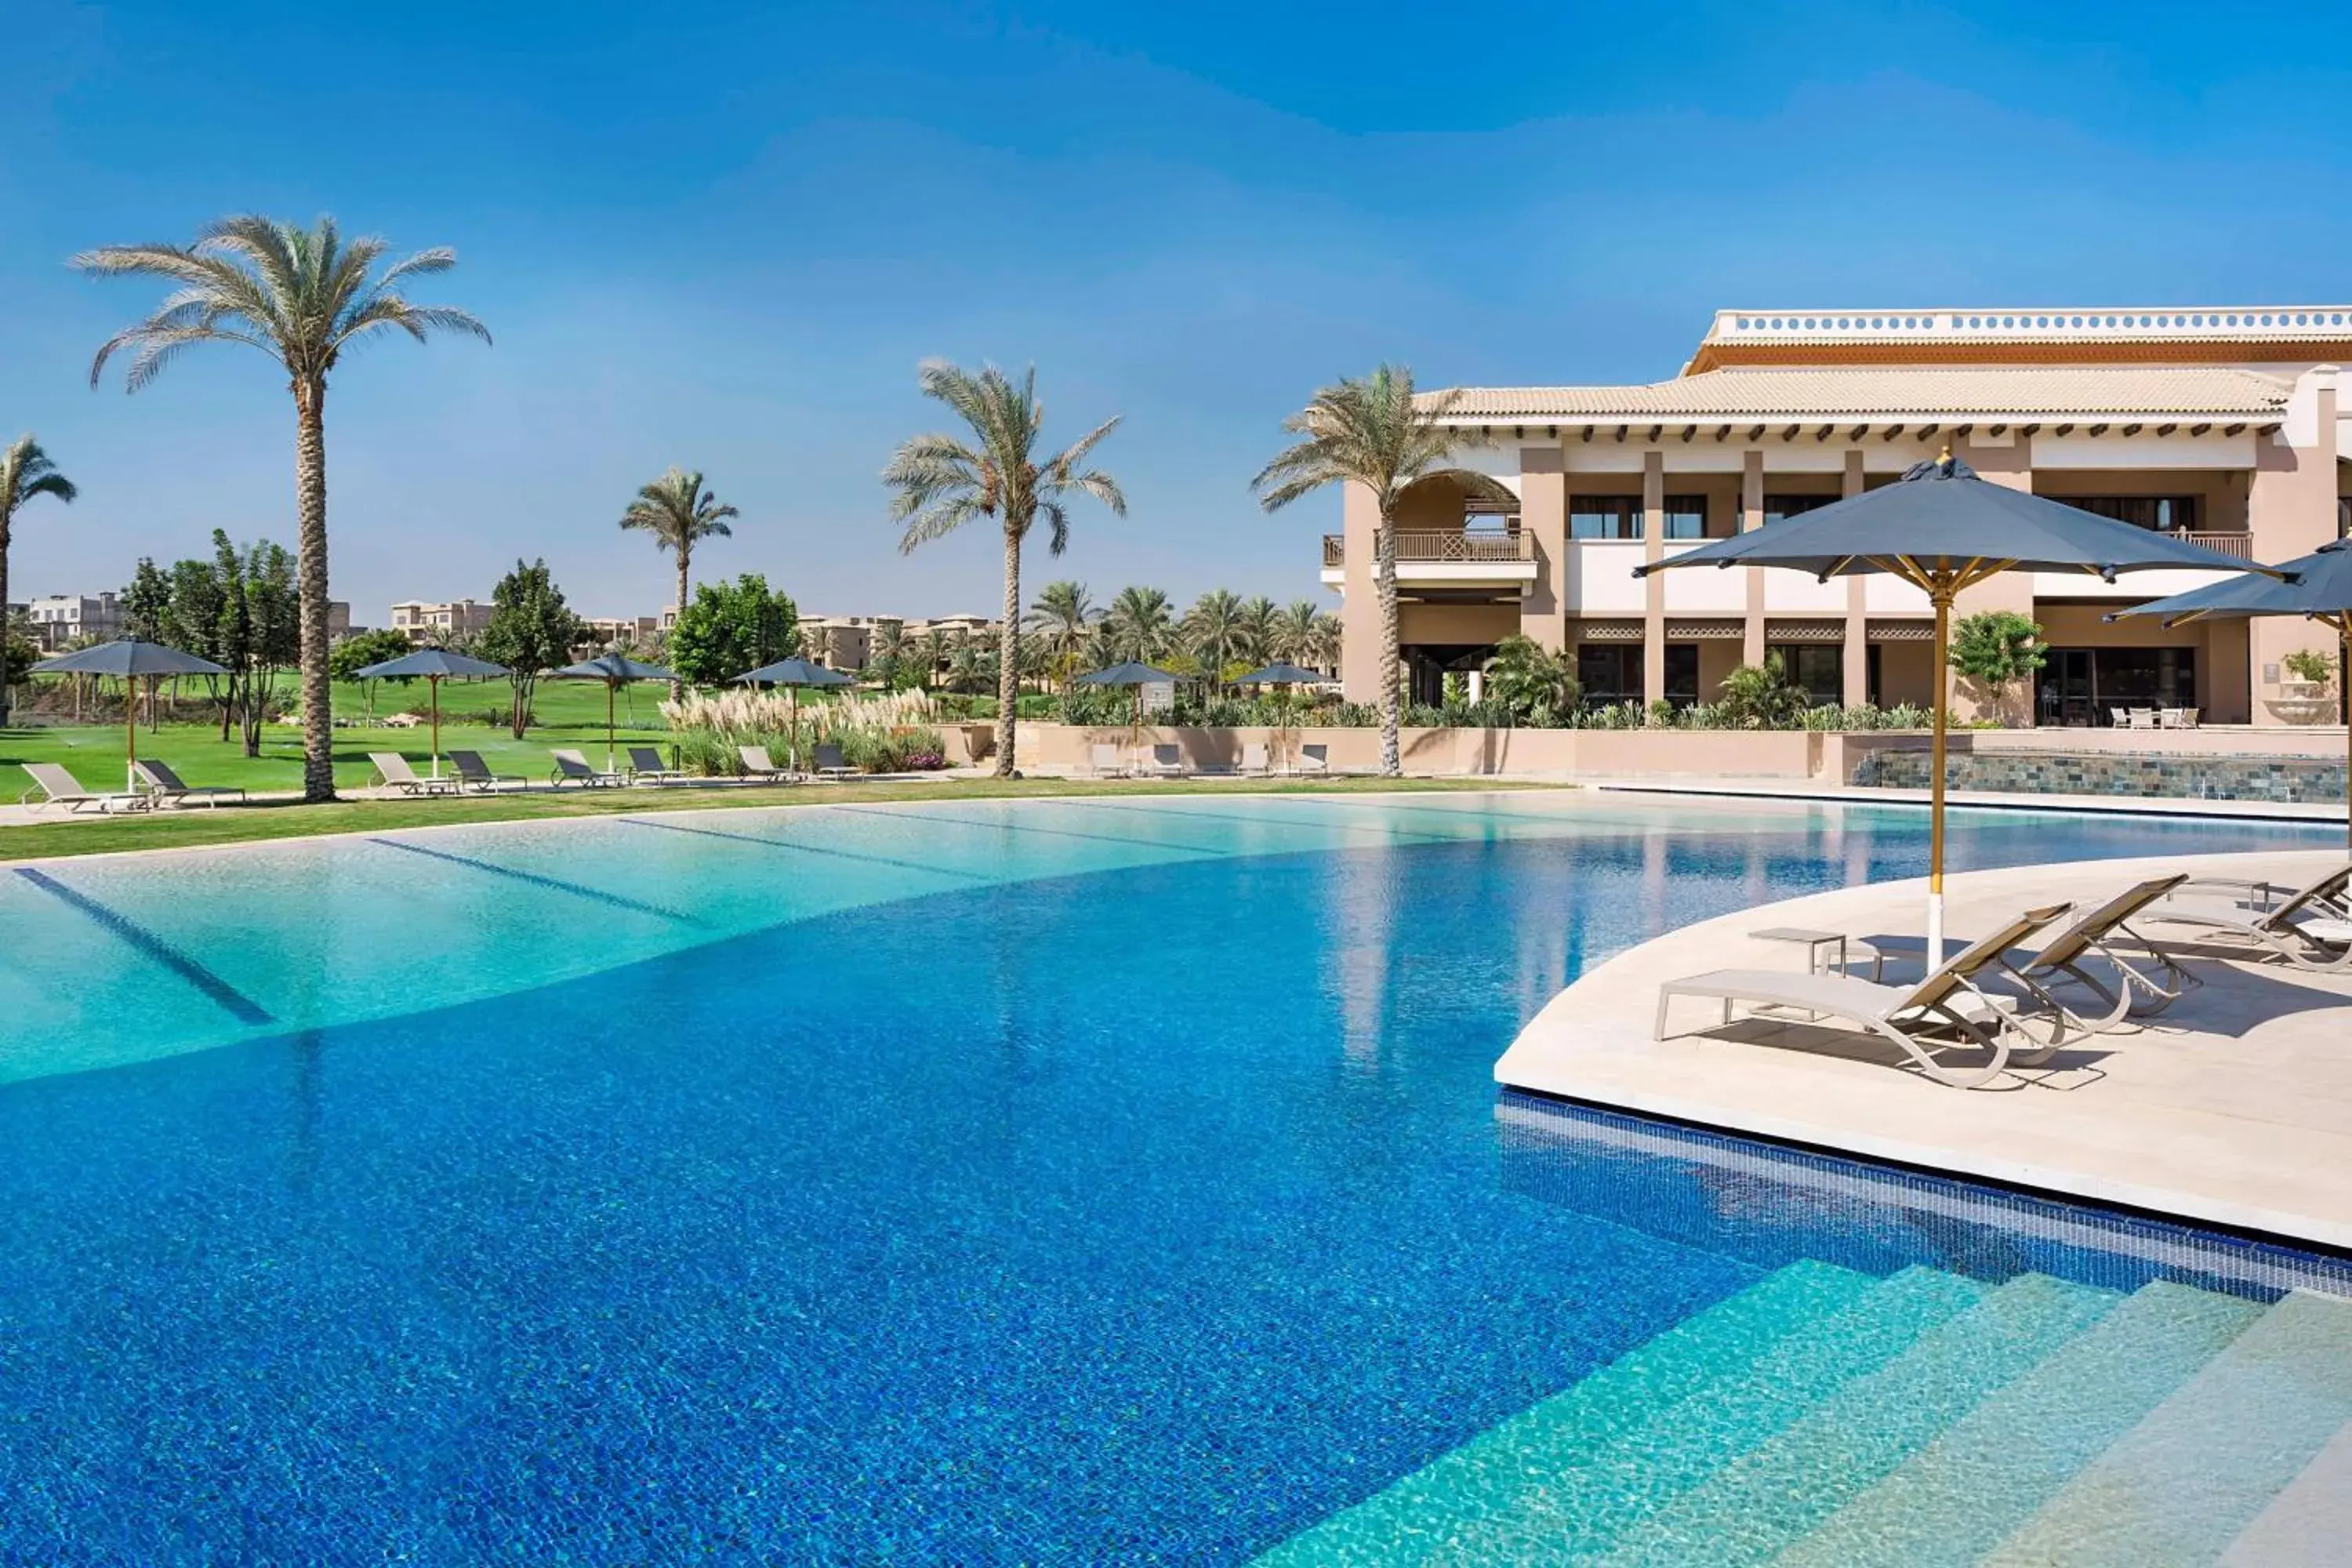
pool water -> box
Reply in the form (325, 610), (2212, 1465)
(0, 793), (2341, 1563)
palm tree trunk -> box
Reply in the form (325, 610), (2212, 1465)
(294, 379), (336, 802)
(671, 551), (690, 702)
(996, 522), (1022, 776)
(1376, 510), (1401, 776)
(0, 521), (13, 731)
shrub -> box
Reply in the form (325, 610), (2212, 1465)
(1947, 610), (2045, 702)
(664, 688), (946, 774)
(2284, 647), (2339, 689)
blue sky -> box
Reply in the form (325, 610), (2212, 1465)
(8, 1), (2352, 624)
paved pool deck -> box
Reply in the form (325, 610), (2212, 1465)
(1495, 848), (2352, 1250)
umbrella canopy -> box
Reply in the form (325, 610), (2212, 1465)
(350, 648), (510, 681)
(29, 637), (228, 679)
(2111, 538), (2352, 846)
(554, 653), (675, 683)
(1234, 662), (1326, 687)
(1637, 452), (2276, 961)
(1076, 662), (1182, 686)
(27, 639), (229, 791)
(737, 656), (853, 688)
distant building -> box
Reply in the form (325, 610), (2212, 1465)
(579, 615), (662, 651)
(904, 613), (997, 641)
(27, 592), (124, 650)
(800, 615), (882, 671)
(390, 599), (494, 644)
(326, 601), (354, 639)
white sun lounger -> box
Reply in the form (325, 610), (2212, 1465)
(1655, 902), (2074, 1089)
(1298, 743), (1331, 777)
(19, 761), (145, 814)
(131, 759), (245, 809)
(1088, 743), (1127, 779)
(369, 753), (458, 797)
(737, 745), (793, 782)
(1240, 742), (1269, 776)
(626, 746), (686, 784)
(1146, 743), (1185, 778)
(2140, 864), (2352, 974)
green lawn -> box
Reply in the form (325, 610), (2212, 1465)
(0, 773), (1552, 862)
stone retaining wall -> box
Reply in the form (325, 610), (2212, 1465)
(1850, 746), (2349, 804)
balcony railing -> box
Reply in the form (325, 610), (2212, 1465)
(2176, 530), (2252, 561)
(1321, 528), (1530, 568)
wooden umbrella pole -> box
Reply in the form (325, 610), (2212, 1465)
(430, 676), (443, 778)
(607, 681), (617, 774)
(1929, 586), (1953, 966)
(125, 677), (136, 793)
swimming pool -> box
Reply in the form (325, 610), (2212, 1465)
(1, 793), (2344, 1563)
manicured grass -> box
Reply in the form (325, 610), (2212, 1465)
(0, 775), (1559, 862)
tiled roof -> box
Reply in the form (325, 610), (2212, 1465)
(1425, 367), (2292, 423)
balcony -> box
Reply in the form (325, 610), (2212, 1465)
(1319, 527), (1539, 596)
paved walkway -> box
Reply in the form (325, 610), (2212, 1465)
(1592, 776), (2348, 827)
(1494, 848), (2352, 1248)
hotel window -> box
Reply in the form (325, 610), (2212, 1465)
(1766, 644), (1844, 706)
(1762, 494), (1839, 526)
(1661, 495), (1706, 542)
(1662, 644), (1700, 706)
(2339, 497), (2351, 539)
(1570, 497), (1643, 540)
(2064, 495), (2201, 533)
(1577, 645), (1642, 706)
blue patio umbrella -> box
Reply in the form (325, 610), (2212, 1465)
(351, 648), (511, 778)
(1079, 662), (1184, 758)
(29, 637), (230, 790)
(2109, 538), (2350, 845)
(1236, 662), (1328, 775)
(738, 656), (854, 771)
(1635, 450), (2275, 960)
(556, 653), (677, 772)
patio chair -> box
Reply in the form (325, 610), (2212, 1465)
(1146, 743), (1186, 779)
(131, 759), (245, 810)
(810, 742), (858, 781)
(1654, 902), (2074, 1089)
(2140, 864), (2352, 974)
(447, 750), (526, 793)
(626, 746), (686, 785)
(1298, 743), (1332, 777)
(1240, 742), (1270, 776)
(19, 761), (144, 814)
(2010, 874), (2200, 1031)
(368, 753), (459, 797)
(548, 749), (624, 788)
(1088, 743), (1128, 779)
(737, 745), (793, 782)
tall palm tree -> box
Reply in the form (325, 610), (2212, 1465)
(0, 437), (76, 728)
(1252, 365), (1508, 775)
(1099, 585), (1175, 665)
(1184, 589), (1247, 702)
(869, 618), (909, 687)
(1025, 579), (1098, 693)
(620, 467), (736, 699)
(883, 361), (1124, 776)
(79, 215), (488, 802)
(915, 626), (950, 688)
(1235, 594), (1279, 671)
(1272, 598), (1329, 670)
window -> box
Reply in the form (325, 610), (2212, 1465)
(1662, 644), (1700, 706)
(2339, 497), (2350, 539)
(1662, 495), (1707, 542)
(1763, 493), (1838, 526)
(1766, 644), (1844, 705)
(2063, 495), (2201, 533)
(1577, 645), (1642, 706)
(1570, 497), (1642, 540)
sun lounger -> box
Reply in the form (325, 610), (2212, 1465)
(1241, 742), (1270, 776)
(2010, 874), (2199, 1030)
(1088, 743), (1127, 779)
(1146, 743), (1185, 779)
(1298, 743), (1331, 777)
(369, 753), (459, 797)
(19, 761), (145, 813)
(626, 746), (686, 784)
(131, 759), (245, 809)
(447, 750), (526, 793)
(738, 745), (793, 782)
(2141, 864), (2352, 974)
(548, 749), (624, 788)
(810, 742), (858, 781)
(1654, 902), (2074, 1089)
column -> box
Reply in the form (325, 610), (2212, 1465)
(1842, 448), (1871, 706)
(1641, 449), (1665, 708)
(1519, 446), (1567, 652)
(2249, 368), (2340, 722)
(1951, 432), (2038, 723)
(1339, 480), (1383, 702)
(1741, 449), (1766, 668)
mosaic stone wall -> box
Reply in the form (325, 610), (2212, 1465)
(1850, 746), (2350, 805)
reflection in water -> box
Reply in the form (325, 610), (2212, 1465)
(1330, 848), (1399, 1073)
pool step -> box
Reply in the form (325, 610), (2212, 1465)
(1588, 1272), (2121, 1567)
(1980, 1287), (2352, 1568)
(1258, 1264), (1984, 1565)
(1770, 1277), (2267, 1568)
(2220, 1415), (2352, 1566)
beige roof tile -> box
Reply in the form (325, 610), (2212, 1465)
(1426, 366), (2292, 422)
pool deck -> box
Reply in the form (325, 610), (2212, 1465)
(1495, 848), (2352, 1250)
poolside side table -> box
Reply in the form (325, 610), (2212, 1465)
(1749, 926), (1851, 978)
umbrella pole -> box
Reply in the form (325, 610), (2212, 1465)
(125, 680), (136, 794)
(790, 685), (800, 775)
(430, 676), (442, 779)
(608, 681), (617, 774)
(1929, 589), (1953, 966)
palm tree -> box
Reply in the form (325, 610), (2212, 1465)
(1099, 585), (1175, 665)
(0, 437), (75, 729)
(79, 215), (488, 802)
(915, 626), (950, 688)
(1184, 589), (1247, 702)
(1025, 579), (1098, 693)
(883, 361), (1124, 777)
(1272, 599), (1329, 671)
(869, 619), (909, 688)
(620, 467), (736, 699)
(1252, 365), (1509, 775)
(1235, 594), (1278, 671)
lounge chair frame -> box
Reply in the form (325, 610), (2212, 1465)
(2142, 866), (2352, 975)
(131, 760), (245, 809)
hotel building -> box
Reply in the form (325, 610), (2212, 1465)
(1320, 308), (2352, 724)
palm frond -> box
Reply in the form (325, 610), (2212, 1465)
(896, 493), (989, 554)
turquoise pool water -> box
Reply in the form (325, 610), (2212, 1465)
(0, 793), (2343, 1563)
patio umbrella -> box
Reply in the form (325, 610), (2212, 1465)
(1236, 662), (1326, 775)
(1635, 450), (2274, 961)
(351, 648), (510, 779)
(1078, 662), (1183, 764)
(737, 656), (853, 771)
(29, 637), (229, 791)
(555, 653), (676, 773)
(2108, 538), (2352, 846)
